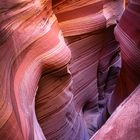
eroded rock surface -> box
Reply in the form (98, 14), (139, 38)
(53, 0), (124, 137)
(91, 85), (140, 140)
(1, 0), (139, 140)
(109, 0), (140, 113)
(0, 0), (71, 140)
(91, 0), (140, 139)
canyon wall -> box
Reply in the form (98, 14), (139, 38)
(91, 85), (140, 140)
(0, 0), (71, 139)
(0, 0), (140, 140)
(53, 0), (124, 136)
(91, 0), (140, 139)
(109, 0), (140, 113)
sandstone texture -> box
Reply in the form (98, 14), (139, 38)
(0, 0), (140, 140)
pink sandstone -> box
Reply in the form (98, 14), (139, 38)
(0, 0), (140, 140)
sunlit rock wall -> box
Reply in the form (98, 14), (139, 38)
(91, 0), (140, 139)
(109, 0), (140, 113)
(53, 0), (124, 138)
(2, 0), (139, 140)
(0, 0), (71, 140)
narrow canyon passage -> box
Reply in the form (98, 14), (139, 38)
(0, 0), (140, 140)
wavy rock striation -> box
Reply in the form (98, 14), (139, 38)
(1, 0), (139, 140)
(109, 0), (140, 113)
(91, 85), (140, 140)
(91, 0), (140, 139)
(0, 0), (71, 140)
(53, 0), (124, 138)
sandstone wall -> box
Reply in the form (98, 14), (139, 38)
(1, 0), (139, 140)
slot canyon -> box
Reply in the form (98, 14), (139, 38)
(0, 0), (140, 140)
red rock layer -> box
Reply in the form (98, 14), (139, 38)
(0, 0), (126, 140)
(53, 0), (124, 138)
(108, 0), (140, 113)
(0, 0), (71, 140)
(91, 1), (140, 139)
(91, 85), (140, 140)
(97, 25), (121, 128)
